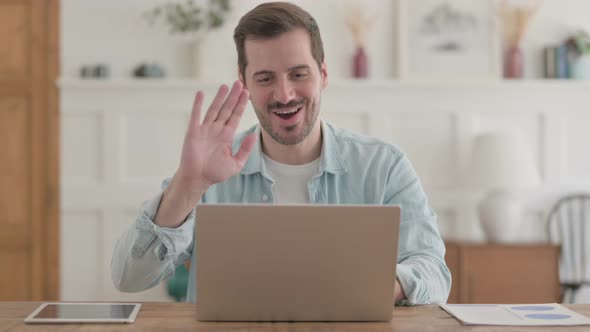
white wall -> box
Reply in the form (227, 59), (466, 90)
(61, 0), (590, 80)
(59, 0), (590, 302)
(59, 78), (590, 302)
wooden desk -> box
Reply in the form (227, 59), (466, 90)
(1, 302), (589, 331)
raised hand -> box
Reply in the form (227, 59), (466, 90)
(154, 81), (257, 228)
(176, 80), (257, 191)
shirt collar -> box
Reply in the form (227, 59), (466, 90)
(240, 120), (347, 176)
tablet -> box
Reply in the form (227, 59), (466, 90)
(24, 303), (142, 324)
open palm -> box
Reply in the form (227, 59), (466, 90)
(176, 81), (257, 191)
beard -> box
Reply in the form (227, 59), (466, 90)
(254, 96), (321, 146)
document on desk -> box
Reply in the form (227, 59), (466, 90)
(440, 303), (590, 326)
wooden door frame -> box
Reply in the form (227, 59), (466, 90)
(30, 0), (60, 300)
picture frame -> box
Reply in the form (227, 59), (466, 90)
(396, 0), (501, 81)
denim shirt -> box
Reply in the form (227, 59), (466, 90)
(111, 121), (451, 305)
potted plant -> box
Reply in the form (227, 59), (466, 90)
(144, 0), (232, 77)
(570, 31), (590, 79)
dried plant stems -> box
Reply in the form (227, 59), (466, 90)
(498, 0), (542, 47)
(345, 2), (375, 49)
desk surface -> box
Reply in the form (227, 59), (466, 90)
(1, 302), (589, 331)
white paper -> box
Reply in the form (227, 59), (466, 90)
(440, 303), (590, 326)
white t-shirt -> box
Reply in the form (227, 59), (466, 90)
(262, 154), (320, 204)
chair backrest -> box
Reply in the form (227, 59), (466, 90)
(546, 194), (590, 285)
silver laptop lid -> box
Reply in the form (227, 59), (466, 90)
(196, 204), (400, 322)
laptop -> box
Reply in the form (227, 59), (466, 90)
(195, 204), (401, 322)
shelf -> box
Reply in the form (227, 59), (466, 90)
(57, 77), (590, 91)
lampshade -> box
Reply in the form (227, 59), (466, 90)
(469, 131), (541, 190)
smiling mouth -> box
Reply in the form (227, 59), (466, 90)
(273, 106), (303, 120)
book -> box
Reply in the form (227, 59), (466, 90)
(543, 46), (556, 78)
(555, 45), (569, 78)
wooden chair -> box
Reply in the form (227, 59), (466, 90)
(546, 194), (590, 303)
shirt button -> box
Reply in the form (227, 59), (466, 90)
(262, 194), (269, 201)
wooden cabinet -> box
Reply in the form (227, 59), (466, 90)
(445, 242), (561, 304)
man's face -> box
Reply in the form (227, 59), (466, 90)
(241, 28), (328, 145)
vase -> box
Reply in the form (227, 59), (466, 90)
(571, 55), (590, 80)
(504, 45), (523, 79)
(352, 47), (368, 79)
(478, 189), (524, 243)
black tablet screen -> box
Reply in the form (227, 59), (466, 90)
(34, 304), (136, 319)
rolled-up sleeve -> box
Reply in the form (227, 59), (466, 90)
(386, 153), (452, 305)
(111, 179), (196, 293)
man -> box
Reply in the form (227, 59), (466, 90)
(112, 2), (451, 305)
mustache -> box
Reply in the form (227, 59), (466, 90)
(267, 99), (306, 111)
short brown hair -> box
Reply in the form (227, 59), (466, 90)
(233, 2), (325, 81)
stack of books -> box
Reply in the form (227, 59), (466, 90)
(543, 45), (570, 79)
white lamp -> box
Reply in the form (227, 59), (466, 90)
(469, 131), (541, 243)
